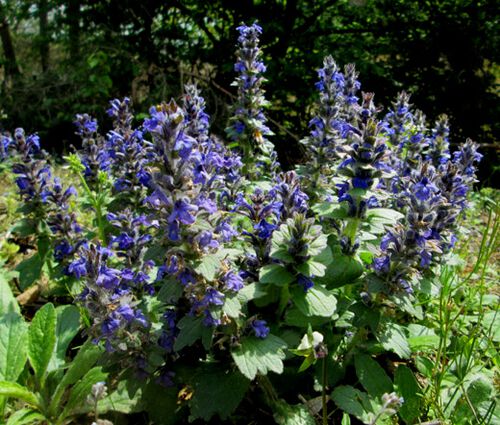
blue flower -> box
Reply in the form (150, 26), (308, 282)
(251, 319), (270, 338)
(169, 199), (198, 225)
(223, 271), (244, 292)
(96, 267), (121, 289)
(254, 219), (277, 240)
(68, 257), (87, 278)
(297, 274), (314, 292)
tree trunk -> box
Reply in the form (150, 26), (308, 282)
(0, 1), (20, 77)
(67, 0), (79, 61)
(39, 0), (49, 72)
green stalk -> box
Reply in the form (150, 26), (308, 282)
(278, 284), (290, 318)
(322, 357), (328, 425)
(76, 171), (106, 244)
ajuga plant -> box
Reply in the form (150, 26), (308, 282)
(226, 22), (274, 177)
(1, 22), (492, 425)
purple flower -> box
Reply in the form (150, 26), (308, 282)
(96, 267), (120, 289)
(297, 274), (314, 292)
(169, 199), (198, 225)
(215, 220), (238, 242)
(203, 288), (225, 306)
(373, 256), (390, 273)
(251, 319), (270, 339)
(254, 219), (277, 240)
(223, 271), (244, 292)
(68, 257), (87, 278)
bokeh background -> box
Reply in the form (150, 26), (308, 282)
(0, 0), (498, 184)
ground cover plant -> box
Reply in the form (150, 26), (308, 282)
(0, 22), (498, 425)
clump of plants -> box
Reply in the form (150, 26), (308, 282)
(0, 22), (497, 425)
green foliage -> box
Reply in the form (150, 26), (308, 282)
(354, 354), (392, 399)
(187, 366), (250, 421)
(28, 303), (57, 386)
(231, 335), (287, 380)
(174, 316), (213, 352)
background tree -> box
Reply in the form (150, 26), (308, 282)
(0, 0), (497, 184)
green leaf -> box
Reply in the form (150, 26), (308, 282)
(96, 380), (143, 414)
(174, 316), (211, 351)
(354, 354), (393, 398)
(6, 408), (45, 425)
(394, 365), (422, 423)
(414, 356), (434, 379)
(317, 246), (364, 288)
(366, 208), (404, 224)
(0, 313), (28, 382)
(341, 412), (351, 425)
(307, 233), (328, 257)
(297, 260), (327, 277)
(331, 385), (376, 424)
(407, 325), (443, 348)
(194, 255), (221, 281)
(378, 322), (411, 359)
(231, 335), (287, 380)
(0, 381), (39, 407)
(36, 236), (51, 262)
(50, 341), (102, 414)
(0, 274), (20, 315)
(189, 366), (250, 421)
(236, 282), (268, 303)
(259, 264), (295, 286)
(273, 399), (316, 425)
(223, 295), (242, 318)
(9, 219), (37, 237)
(291, 285), (337, 317)
(157, 279), (183, 304)
(142, 383), (179, 425)
(15, 255), (43, 290)
(48, 305), (80, 372)
(285, 308), (331, 328)
(60, 367), (107, 419)
(71, 378), (144, 415)
(28, 303), (56, 385)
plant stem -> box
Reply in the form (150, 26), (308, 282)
(322, 356), (328, 425)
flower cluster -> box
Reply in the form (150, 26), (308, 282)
(74, 113), (110, 188)
(69, 244), (150, 353)
(107, 210), (156, 276)
(45, 177), (83, 265)
(373, 164), (444, 293)
(143, 97), (243, 328)
(183, 84), (210, 142)
(270, 213), (328, 292)
(226, 22), (274, 170)
(105, 98), (152, 204)
(433, 139), (482, 250)
(374, 136), (481, 293)
(427, 114), (451, 168)
(10, 128), (51, 217)
(0, 133), (12, 161)
(337, 119), (392, 253)
(182, 84), (244, 192)
(301, 56), (346, 169)
(384, 91), (413, 150)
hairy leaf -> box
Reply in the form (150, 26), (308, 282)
(0, 313), (28, 383)
(188, 366), (250, 421)
(395, 365), (422, 423)
(273, 399), (316, 425)
(259, 264), (295, 286)
(28, 303), (56, 385)
(291, 285), (337, 317)
(354, 354), (393, 398)
(0, 382), (39, 407)
(231, 335), (287, 380)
